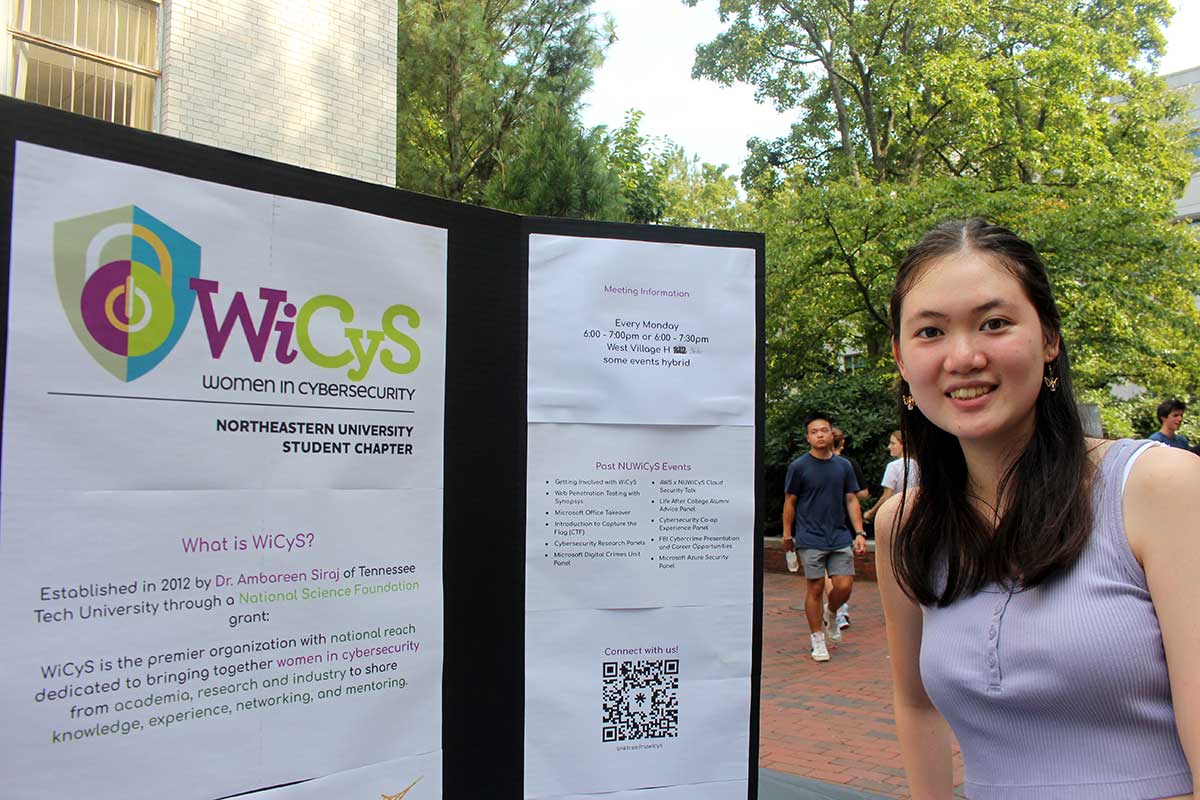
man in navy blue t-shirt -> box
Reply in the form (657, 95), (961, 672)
(782, 413), (866, 662)
(1149, 399), (1191, 450)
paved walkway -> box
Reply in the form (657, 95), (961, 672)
(759, 571), (966, 799)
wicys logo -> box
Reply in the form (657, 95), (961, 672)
(55, 206), (423, 382)
(188, 279), (422, 382)
(54, 206), (201, 381)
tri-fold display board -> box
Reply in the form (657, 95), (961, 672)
(0, 99), (764, 800)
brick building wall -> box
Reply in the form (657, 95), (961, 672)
(160, 0), (396, 186)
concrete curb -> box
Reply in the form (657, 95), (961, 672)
(759, 769), (893, 799)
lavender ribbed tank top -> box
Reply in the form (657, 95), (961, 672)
(920, 439), (1193, 799)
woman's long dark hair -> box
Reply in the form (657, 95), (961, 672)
(889, 218), (1094, 607)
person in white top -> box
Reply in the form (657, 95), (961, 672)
(863, 430), (919, 525)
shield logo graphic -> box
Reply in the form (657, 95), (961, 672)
(54, 206), (201, 381)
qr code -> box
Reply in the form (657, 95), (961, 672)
(601, 659), (679, 742)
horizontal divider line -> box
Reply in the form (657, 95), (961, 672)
(46, 391), (414, 414)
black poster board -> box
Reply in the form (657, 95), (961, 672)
(0, 97), (764, 800)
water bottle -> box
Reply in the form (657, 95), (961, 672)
(785, 548), (799, 573)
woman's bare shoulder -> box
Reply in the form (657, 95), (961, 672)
(1124, 442), (1200, 499)
(1120, 442), (1200, 562)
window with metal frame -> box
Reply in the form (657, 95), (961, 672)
(841, 352), (867, 374)
(10, 0), (160, 130)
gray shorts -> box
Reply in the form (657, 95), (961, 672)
(798, 546), (855, 579)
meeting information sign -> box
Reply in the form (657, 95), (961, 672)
(524, 234), (757, 800)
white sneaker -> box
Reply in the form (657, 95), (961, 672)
(837, 610), (850, 630)
(811, 632), (830, 662)
(823, 606), (842, 642)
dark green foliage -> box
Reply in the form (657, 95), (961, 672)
(484, 103), (626, 219)
(394, 0), (753, 224)
(396, 0), (611, 204)
(757, 178), (1200, 424)
(608, 110), (672, 224)
(1097, 392), (1200, 442)
(660, 147), (746, 229)
(763, 368), (900, 536)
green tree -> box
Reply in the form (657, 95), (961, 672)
(691, 0), (1186, 191)
(396, 0), (611, 204)
(1091, 391), (1200, 441)
(484, 102), (626, 219)
(758, 177), (1200, 419)
(608, 110), (673, 223)
(690, 0), (1200, 437)
(660, 147), (746, 229)
(763, 369), (900, 535)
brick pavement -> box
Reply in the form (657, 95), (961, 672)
(759, 570), (967, 799)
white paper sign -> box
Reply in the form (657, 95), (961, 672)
(524, 606), (752, 798)
(0, 144), (447, 799)
(525, 230), (757, 800)
(527, 235), (755, 427)
(527, 424), (755, 611)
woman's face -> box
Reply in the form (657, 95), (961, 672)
(892, 248), (1058, 451)
(887, 435), (903, 458)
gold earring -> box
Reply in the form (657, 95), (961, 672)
(902, 394), (915, 411)
(1043, 364), (1058, 392)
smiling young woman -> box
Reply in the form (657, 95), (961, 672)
(874, 219), (1199, 799)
